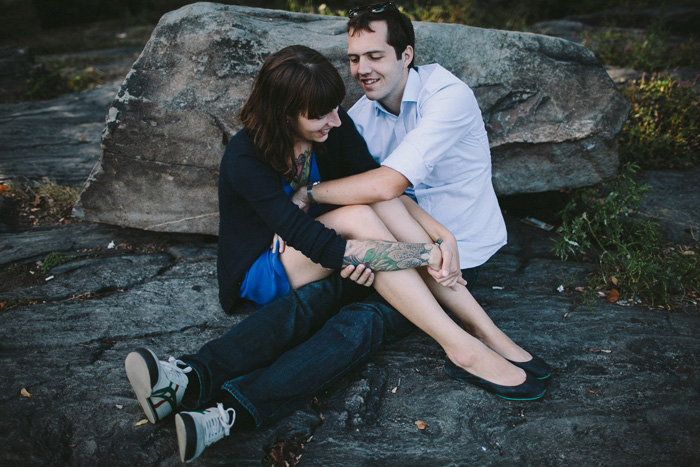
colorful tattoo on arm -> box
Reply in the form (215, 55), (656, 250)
(342, 240), (434, 271)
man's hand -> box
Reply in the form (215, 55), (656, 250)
(340, 263), (375, 287)
(427, 239), (466, 290)
(291, 186), (310, 213)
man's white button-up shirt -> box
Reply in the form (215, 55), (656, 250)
(349, 64), (507, 268)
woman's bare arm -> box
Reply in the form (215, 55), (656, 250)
(343, 239), (441, 271)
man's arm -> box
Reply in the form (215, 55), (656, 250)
(293, 166), (410, 207)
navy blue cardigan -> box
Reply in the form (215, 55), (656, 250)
(217, 107), (379, 312)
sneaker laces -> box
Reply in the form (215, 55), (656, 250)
(203, 403), (236, 446)
(161, 356), (192, 386)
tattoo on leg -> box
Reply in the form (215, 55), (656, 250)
(343, 240), (433, 271)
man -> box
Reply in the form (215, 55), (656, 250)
(294, 3), (507, 288)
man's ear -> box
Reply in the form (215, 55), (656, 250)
(402, 45), (414, 68)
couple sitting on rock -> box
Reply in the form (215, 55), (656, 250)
(124, 3), (551, 462)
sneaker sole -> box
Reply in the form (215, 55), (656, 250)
(125, 348), (160, 424)
(175, 412), (198, 463)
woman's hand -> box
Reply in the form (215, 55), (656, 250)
(291, 186), (310, 213)
(340, 263), (375, 287)
(271, 234), (286, 254)
(427, 239), (466, 290)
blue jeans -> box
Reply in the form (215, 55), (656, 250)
(180, 267), (479, 427)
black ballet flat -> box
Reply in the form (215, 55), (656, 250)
(507, 354), (551, 380)
(444, 357), (547, 401)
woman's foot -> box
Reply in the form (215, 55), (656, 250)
(176, 403), (236, 462)
(475, 327), (533, 364)
(508, 354), (551, 380)
(444, 357), (546, 400)
(124, 348), (192, 424)
(448, 343), (528, 386)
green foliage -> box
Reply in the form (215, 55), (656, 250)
(553, 164), (698, 308)
(584, 28), (666, 71)
(6, 178), (80, 226)
(24, 64), (70, 101)
(40, 252), (69, 272)
(23, 60), (107, 101)
(619, 76), (700, 170)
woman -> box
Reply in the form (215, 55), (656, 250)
(125, 45), (549, 463)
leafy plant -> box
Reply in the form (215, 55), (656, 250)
(584, 25), (700, 72)
(41, 252), (69, 272)
(553, 163), (698, 309)
(5, 178), (80, 227)
(619, 75), (700, 170)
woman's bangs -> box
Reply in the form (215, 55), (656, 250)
(305, 69), (345, 119)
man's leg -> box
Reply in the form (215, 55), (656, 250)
(219, 292), (414, 427)
(178, 273), (370, 410)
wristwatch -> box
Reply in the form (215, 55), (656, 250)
(307, 181), (321, 204)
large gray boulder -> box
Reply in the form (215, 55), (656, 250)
(76, 2), (628, 234)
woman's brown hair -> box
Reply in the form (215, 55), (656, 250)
(240, 45), (345, 178)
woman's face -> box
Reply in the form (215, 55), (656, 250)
(293, 107), (342, 143)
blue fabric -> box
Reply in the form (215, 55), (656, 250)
(217, 107), (378, 312)
(240, 153), (324, 307)
(239, 244), (291, 307)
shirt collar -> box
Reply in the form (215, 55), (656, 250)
(373, 66), (421, 117)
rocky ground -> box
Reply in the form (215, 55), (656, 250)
(1, 18), (699, 466)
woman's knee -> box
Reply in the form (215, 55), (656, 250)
(326, 205), (392, 240)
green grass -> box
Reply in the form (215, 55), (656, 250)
(619, 76), (700, 170)
(553, 164), (699, 310)
(40, 252), (70, 272)
(5, 178), (81, 227)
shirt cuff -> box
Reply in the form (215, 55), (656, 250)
(380, 141), (430, 187)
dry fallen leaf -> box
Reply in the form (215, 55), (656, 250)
(391, 386), (398, 394)
(606, 289), (620, 303)
(20, 388), (32, 398)
(585, 388), (601, 395)
(115, 404), (123, 410)
(134, 419), (149, 427)
(0, 184), (8, 194)
(415, 420), (428, 430)
(575, 286), (586, 293)
(610, 276), (619, 286)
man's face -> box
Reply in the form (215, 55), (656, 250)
(347, 20), (411, 111)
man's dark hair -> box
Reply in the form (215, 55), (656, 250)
(347, 4), (415, 68)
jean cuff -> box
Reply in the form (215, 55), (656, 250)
(221, 382), (263, 428)
(178, 358), (206, 410)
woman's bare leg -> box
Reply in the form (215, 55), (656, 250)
(279, 204), (526, 386)
(369, 198), (532, 363)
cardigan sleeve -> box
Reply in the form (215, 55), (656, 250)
(226, 150), (347, 269)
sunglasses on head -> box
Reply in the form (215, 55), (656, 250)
(347, 2), (398, 18)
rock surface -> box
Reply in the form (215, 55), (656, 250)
(0, 79), (121, 185)
(76, 2), (628, 235)
(637, 166), (700, 245)
(1, 216), (698, 466)
(1, 70), (698, 465)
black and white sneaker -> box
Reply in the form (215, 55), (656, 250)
(124, 347), (191, 423)
(175, 403), (236, 462)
